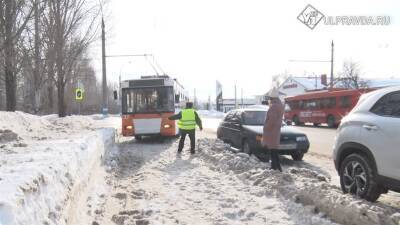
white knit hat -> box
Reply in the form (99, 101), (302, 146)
(268, 87), (279, 98)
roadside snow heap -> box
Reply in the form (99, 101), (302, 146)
(197, 139), (400, 225)
(0, 112), (115, 225)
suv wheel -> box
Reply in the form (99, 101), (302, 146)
(291, 152), (304, 161)
(339, 153), (382, 202)
(242, 140), (252, 155)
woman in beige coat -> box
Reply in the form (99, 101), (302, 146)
(262, 87), (284, 171)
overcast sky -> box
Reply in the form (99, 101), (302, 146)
(91, 0), (400, 101)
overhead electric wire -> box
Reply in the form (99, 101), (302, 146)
(151, 55), (166, 75)
(145, 54), (160, 76)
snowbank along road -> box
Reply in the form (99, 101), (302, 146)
(1, 112), (400, 225)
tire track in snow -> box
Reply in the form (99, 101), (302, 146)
(95, 137), (338, 225)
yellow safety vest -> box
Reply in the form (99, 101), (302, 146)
(178, 109), (197, 130)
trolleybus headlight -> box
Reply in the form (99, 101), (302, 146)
(163, 124), (171, 129)
(126, 125), (133, 130)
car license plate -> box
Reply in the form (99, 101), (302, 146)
(279, 143), (297, 150)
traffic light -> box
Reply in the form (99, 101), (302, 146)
(75, 88), (83, 100)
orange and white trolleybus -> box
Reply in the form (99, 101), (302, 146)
(121, 75), (187, 139)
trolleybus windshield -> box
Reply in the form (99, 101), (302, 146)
(122, 87), (174, 114)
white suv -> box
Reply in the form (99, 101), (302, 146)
(333, 86), (400, 201)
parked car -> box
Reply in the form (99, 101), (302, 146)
(333, 86), (400, 201)
(217, 108), (310, 161)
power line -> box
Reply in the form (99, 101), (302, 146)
(145, 55), (159, 76)
(151, 55), (166, 75)
(105, 54), (167, 77)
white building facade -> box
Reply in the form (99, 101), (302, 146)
(278, 76), (326, 97)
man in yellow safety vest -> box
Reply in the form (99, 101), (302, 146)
(168, 102), (203, 154)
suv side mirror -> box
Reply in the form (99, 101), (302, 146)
(113, 91), (118, 100)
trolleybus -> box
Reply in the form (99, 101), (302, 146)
(121, 75), (188, 138)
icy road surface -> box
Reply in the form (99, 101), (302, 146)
(92, 137), (339, 225)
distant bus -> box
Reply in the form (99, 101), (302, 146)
(121, 75), (188, 138)
(284, 89), (373, 128)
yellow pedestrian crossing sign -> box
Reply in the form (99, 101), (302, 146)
(75, 88), (83, 100)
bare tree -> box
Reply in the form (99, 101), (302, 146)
(32, 0), (44, 112)
(45, 0), (100, 117)
(0, 0), (33, 111)
(335, 60), (369, 89)
(0, 0), (104, 115)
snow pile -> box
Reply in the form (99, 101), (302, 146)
(47, 115), (95, 132)
(0, 112), (103, 145)
(197, 139), (400, 225)
(0, 112), (116, 225)
(0, 112), (56, 141)
(98, 138), (339, 225)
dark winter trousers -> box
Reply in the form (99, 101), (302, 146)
(270, 149), (282, 172)
(178, 129), (196, 153)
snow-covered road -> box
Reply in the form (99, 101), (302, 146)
(85, 133), (400, 225)
(2, 112), (400, 225)
(90, 137), (339, 225)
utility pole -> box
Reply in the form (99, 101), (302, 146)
(101, 17), (107, 115)
(234, 84), (238, 109)
(330, 40), (334, 89)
